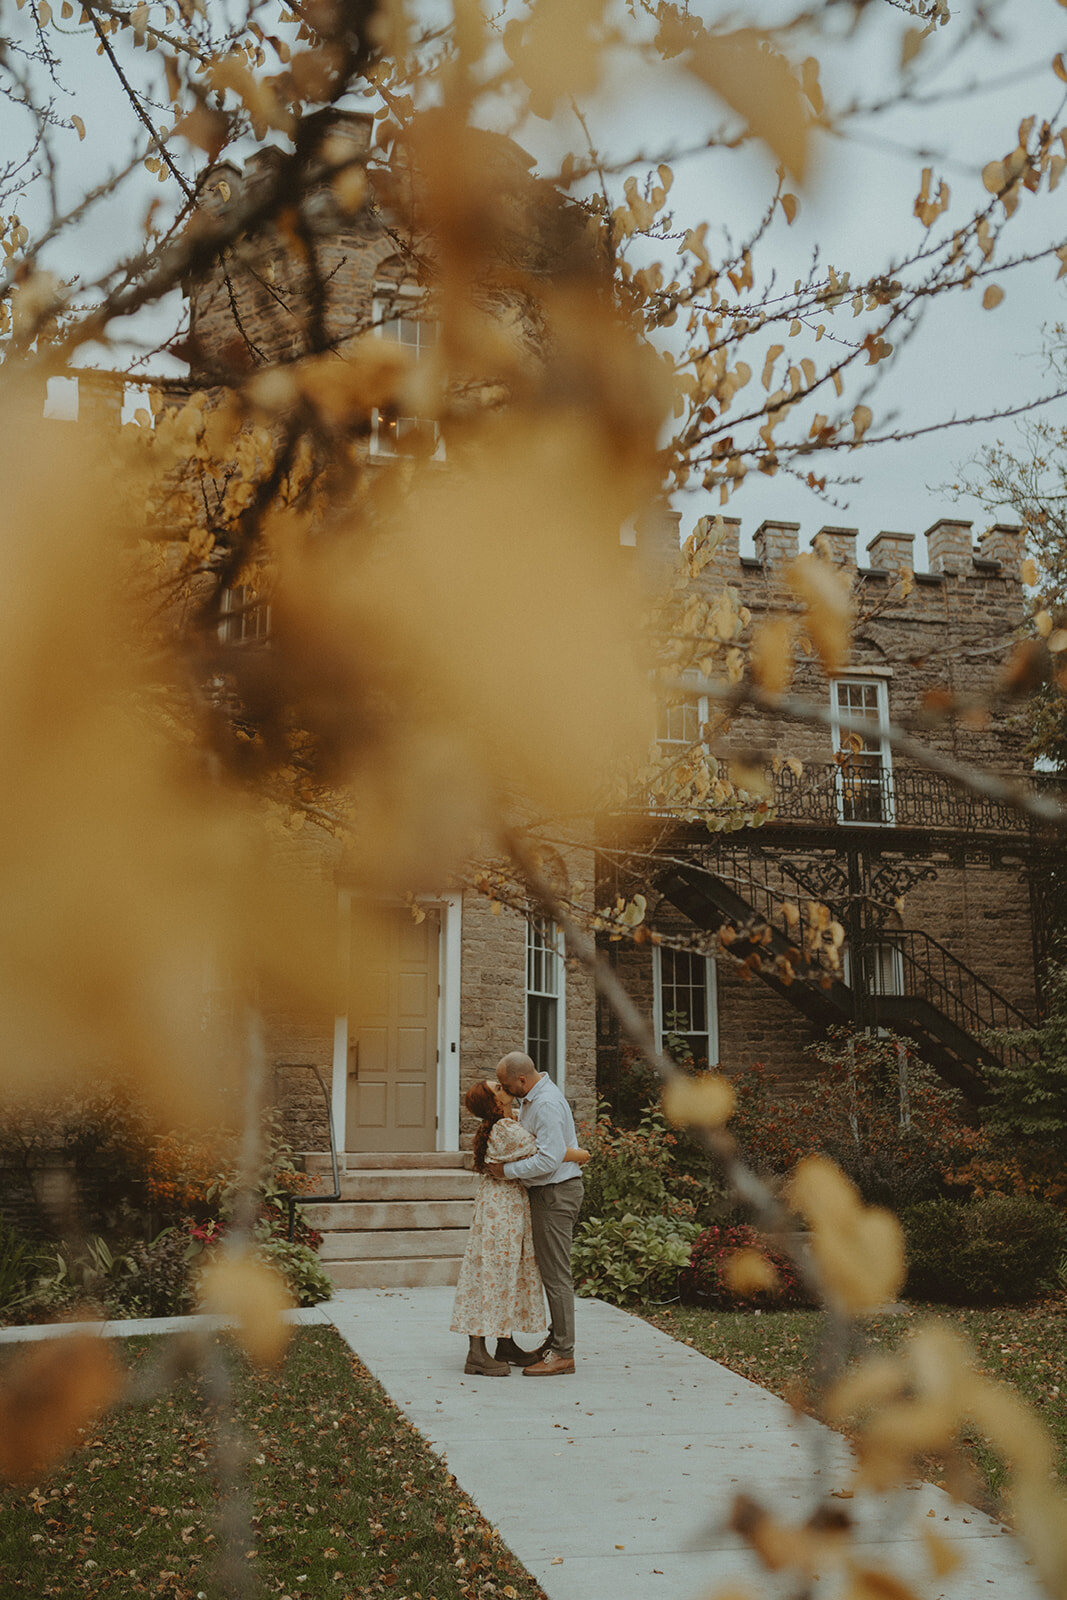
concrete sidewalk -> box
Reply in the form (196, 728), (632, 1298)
(323, 1288), (1047, 1600)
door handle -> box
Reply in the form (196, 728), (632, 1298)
(348, 1039), (359, 1078)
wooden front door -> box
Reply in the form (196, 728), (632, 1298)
(346, 905), (440, 1152)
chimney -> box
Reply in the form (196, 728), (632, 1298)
(753, 519), (800, 567)
(77, 371), (123, 429)
(978, 522), (1026, 577)
(633, 505), (682, 586)
(926, 517), (973, 576)
(813, 525), (858, 567)
(866, 529), (915, 571)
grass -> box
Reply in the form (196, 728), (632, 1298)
(0, 1327), (545, 1600)
(640, 1299), (1067, 1504)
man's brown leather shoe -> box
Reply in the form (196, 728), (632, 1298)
(494, 1337), (551, 1367)
(522, 1350), (575, 1376)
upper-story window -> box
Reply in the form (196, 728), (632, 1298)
(831, 677), (893, 824)
(526, 915), (565, 1084)
(656, 695), (704, 752)
(371, 287), (441, 458)
(219, 583), (271, 646)
(653, 945), (718, 1069)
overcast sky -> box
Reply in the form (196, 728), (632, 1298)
(5, 0), (1066, 567)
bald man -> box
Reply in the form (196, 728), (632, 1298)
(487, 1050), (583, 1376)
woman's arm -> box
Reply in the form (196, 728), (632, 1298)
(565, 1146), (591, 1166)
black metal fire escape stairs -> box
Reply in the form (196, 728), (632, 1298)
(645, 763), (1045, 1101)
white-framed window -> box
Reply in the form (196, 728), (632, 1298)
(843, 941), (904, 998)
(656, 694), (705, 753)
(525, 915), (566, 1085)
(830, 677), (893, 824)
(219, 583), (271, 646)
(371, 287), (441, 458)
(653, 945), (718, 1069)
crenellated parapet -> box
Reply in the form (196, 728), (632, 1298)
(673, 511), (1026, 595)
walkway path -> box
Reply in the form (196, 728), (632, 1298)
(324, 1287), (1046, 1600)
(0, 1292), (1047, 1599)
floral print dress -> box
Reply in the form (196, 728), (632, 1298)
(450, 1118), (547, 1338)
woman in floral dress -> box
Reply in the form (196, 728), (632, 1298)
(451, 1079), (588, 1377)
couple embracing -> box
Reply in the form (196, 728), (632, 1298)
(450, 1051), (588, 1378)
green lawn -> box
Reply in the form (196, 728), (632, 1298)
(641, 1299), (1067, 1504)
(0, 1328), (545, 1600)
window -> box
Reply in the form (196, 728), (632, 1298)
(830, 677), (893, 824)
(371, 290), (441, 457)
(219, 584), (271, 646)
(653, 946), (718, 1068)
(843, 941), (904, 998)
(526, 916), (565, 1083)
(656, 695), (704, 752)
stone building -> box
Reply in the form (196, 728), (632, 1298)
(166, 112), (1058, 1282)
(599, 511), (1056, 1106)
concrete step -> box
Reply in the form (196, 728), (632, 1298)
(335, 1170), (478, 1203)
(302, 1199), (473, 1232)
(319, 1228), (470, 1261)
(324, 1256), (463, 1289)
(303, 1151), (474, 1173)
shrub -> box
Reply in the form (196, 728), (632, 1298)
(902, 1196), (1067, 1305)
(578, 1106), (726, 1227)
(256, 1236), (333, 1306)
(680, 1224), (811, 1309)
(572, 1214), (699, 1305)
(111, 1228), (198, 1318)
(0, 1220), (38, 1314)
(729, 1031), (982, 1210)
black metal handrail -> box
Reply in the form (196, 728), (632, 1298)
(637, 760), (1062, 835)
(662, 849), (1035, 1077)
(881, 929), (1034, 1072)
(275, 1064), (343, 1242)
(770, 761), (1037, 834)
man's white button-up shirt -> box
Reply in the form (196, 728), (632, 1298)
(502, 1073), (581, 1186)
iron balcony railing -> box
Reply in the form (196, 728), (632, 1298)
(876, 928), (1035, 1073)
(769, 761), (1041, 833)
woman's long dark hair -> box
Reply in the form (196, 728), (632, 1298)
(466, 1081), (503, 1173)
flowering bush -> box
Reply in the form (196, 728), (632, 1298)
(729, 1031), (982, 1210)
(578, 1105), (727, 1227)
(679, 1224), (810, 1309)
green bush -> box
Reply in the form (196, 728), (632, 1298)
(0, 1220), (38, 1313)
(256, 1236), (334, 1307)
(578, 1106), (726, 1227)
(571, 1213), (699, 1305)
(902, 1196), (1067, 1305)
(110, 1228), (197, 1318)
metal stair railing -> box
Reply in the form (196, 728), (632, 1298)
(882, 929), (1035, 1072)
(658, 852), (1035, 1078)
(273, 1063), (342, 1242)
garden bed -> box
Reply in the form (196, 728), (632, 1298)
(640, 1299), (1067, 1505)
(0, 1327), (545, 1600)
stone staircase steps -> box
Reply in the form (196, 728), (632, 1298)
(327, 1257), (463, 1290)
(305, 1151), (473, 1173)
(303, 1199), (473, 1231)
(302, 1155), (476, 1290)
(319, 1228), (469, 1261)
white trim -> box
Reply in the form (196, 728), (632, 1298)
(830, 675), (895, 826)
(652, 945), (719, 1067)
(331, 891), (462, 1156)
(437, 893), (463, 1152)
(369, 286), (443, 461)
(331, 889), (352, 1155)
